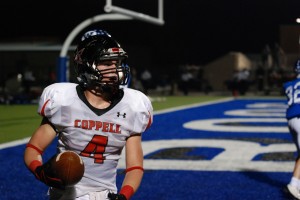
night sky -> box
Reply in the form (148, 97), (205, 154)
(1, 0), (300, 68)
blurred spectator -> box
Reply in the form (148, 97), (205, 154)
(156, 74), (172, 95)
(226, 69), (251, 96)
(4, 72), (25, 104)
(255, 65), (265, 92)
(261, 43), (287, 95)
(180, 67), (193, 95)
(23, 69), (36, 93)
(261, 44), (273, 69)
(273, 43), (286, 69)
(128, 67), (144, 92)
(237, 68), (251, 95)
(265, 67), (283, 95)
(140, 68), (152, 94)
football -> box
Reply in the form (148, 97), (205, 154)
(52, 151), (85, 186)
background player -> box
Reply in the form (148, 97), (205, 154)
(283, 59), (300, 199)
(24, 29), (153, 200)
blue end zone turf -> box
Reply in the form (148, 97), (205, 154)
(0, 98), (295, 199)
(121, 170), (291, 200)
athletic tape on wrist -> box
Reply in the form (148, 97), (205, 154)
(120, 185), (134, 200)
(26, 143), (44, 155)
(125, 166), (144, 173)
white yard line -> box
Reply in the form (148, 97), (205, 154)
(0, 137), (30, 149)
(154, 97), (233, 115)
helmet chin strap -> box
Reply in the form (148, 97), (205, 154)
(88, 82), (119, 98)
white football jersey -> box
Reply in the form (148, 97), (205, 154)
(38, 82), (153, 198)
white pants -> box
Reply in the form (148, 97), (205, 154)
(288, 117), (300, 154)
(49, 188), (110, 200)
(79, 191), (110, 200)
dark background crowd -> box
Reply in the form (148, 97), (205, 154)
(0, 0), (300, 103)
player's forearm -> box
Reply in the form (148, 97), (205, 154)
(24, 143), (43, 168)
(120, 168), (144, 199)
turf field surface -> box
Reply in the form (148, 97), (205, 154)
(0, 96), (295, 200)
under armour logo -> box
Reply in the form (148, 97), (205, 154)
(117, 112), (126, 118)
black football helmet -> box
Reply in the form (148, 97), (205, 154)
(74, 29), (130, 90)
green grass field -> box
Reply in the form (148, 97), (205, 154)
(0, 95), (226, 144)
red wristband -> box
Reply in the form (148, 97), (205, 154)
(125, 166), (144, 173)
(28, 160), (42, 173)
(26, 143), (44, 155)
(120, 185), (134, 200)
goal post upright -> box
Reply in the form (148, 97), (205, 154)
(104, 0), (164, 26)
(57, 0), (164, 82)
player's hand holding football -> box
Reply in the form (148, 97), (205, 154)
(31, 155), (65, 190)
(108, 192), (127, 200)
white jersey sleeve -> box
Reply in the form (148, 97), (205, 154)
(38, 82), (78, 130)
(121, 88), (153, 134)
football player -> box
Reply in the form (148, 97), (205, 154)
(284, 59), (300, 199)
(24, 29), (153, 200)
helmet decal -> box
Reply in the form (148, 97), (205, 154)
(81, 29), (111, 41)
